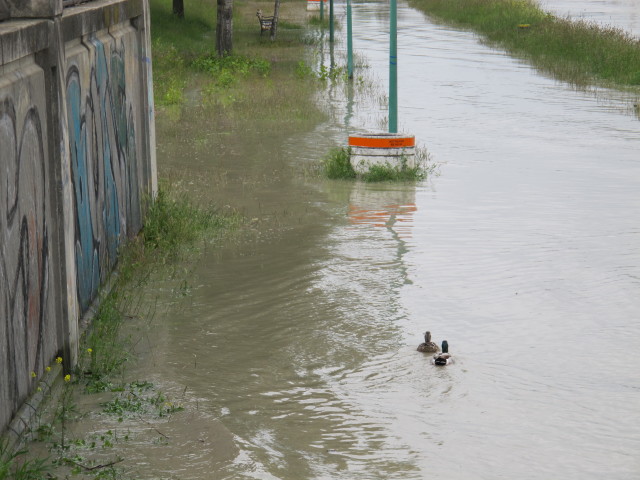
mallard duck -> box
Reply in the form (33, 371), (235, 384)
(432, 340), (453, 365)
(417, 331), (440, 353)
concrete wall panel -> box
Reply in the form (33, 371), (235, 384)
(0, 58), (58, 434)
(0, 0), (156, 438)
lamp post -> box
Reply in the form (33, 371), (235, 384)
(347, 0), (353, 78)
(389, 0), (397, 133)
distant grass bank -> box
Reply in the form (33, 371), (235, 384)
(407, 0), (640, 90)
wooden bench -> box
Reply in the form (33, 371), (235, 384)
(256, 10), (274, 35)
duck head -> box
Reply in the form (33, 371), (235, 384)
(424, 331), (432, 343)
(441, 340), (449, 353)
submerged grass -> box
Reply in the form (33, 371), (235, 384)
(323, 147), (356, 179)
(79, 185), (241, 392)
(151, 0), (327, 116)
(0, 440), (49, 480)
(407, 0), (640, 89)
(323, 147), (435, 182)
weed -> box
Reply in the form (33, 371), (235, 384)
(191, 54), (271, 86)
(101, 381), (183, 419)
(295, 60), (316, 79)
(360, 158), (427, 182)
(323, 147), (356, 179)
(323, 146), (437, 182)
(0, 440), (50, 480)
(142, 187), (241, 261)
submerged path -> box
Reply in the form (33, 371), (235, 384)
(118, 0), (640, 478)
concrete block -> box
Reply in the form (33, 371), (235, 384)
(0, 19), (51, 64)
(61, 0), (143, 41)
(6, 0), (62, 18)
(0, 0), (10, 21)
(348, 133), (416, 174)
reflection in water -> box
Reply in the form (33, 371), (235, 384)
(121, 0), (640, 478)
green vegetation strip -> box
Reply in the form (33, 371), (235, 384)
(407, 0), (640, 89)
(322, 147), (435, 182)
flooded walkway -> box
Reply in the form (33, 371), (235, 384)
(134, 1), (640, 479)
(545, 0), (640, 36)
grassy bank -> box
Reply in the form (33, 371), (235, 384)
(407, 0), (640, 89)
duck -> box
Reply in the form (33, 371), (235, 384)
(431, 340), (453, 366)
(417, 331), (440, 353)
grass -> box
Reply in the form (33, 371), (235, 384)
(323, 147), (356, 179)
(78, 185), (241, 392)
(150, 0), (329, 112)
(323, 146), (436, 182)
(407, 0), (640, 89)
(0, 440), (49, 480)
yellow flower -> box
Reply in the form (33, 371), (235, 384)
(87, 348), (93, 354)
(45, 366), (51, 372)
(64, 374), (71, 382)
(55, 357), (63, 364)
(31, 371), (37, 378)
(37, 387), (42, 392)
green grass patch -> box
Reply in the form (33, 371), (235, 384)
(150, 0), (326, 108)
(322, 147), (435, 182)
(360, 160), (428, 182)
(0, 440), (50, 480)
(407, 0), (640, 89)
(323, 147), (357, 179)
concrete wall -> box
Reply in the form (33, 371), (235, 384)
(0, 0), (156, 438)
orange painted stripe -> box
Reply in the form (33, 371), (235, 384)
(348, 136), (415, 148)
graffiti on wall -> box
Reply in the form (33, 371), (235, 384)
(65, 33), (141, 312)
(0, 84), (55, 425)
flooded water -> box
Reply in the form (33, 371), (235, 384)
(125, 1), (639, 479)
(544, 0), (640, 36)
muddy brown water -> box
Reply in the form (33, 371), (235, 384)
(81, 1), (640, 478)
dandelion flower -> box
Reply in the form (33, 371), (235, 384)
(55, 357), (63, 364)
(87, 348), (93, 354)
(64, 374), (71, 382)
(31, 371), (37, 378)
(46, 366), (51, 372)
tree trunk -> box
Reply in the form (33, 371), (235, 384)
(216, 0), (233, 57)
(172, 0), (184, 18)
(270, 0), (280, 40)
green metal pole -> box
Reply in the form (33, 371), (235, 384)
(389, 0), (398, 133)
(320, 0), (324, 23)
(329, 0), (334, 43)
(347, 0), (353, 78)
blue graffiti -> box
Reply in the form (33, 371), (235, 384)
(66, 67), (100, 310)
(65, 35), (140, 313)
(91, 38), (121, 267)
